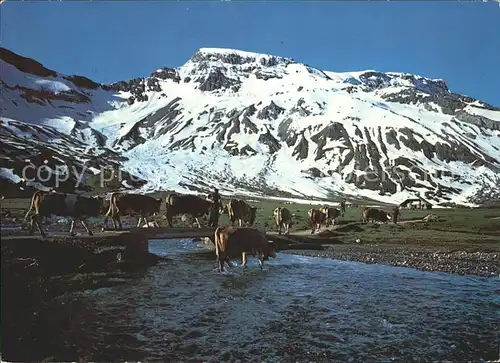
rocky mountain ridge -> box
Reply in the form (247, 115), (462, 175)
(1, 46), (499, 206)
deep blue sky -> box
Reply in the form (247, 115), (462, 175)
(2, 1), (499, 105)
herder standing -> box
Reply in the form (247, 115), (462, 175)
(208, 188), (222, 227)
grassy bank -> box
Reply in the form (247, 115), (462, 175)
(245, 199), (500, 276)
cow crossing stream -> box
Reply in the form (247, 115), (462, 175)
(40, 238), (500, 361)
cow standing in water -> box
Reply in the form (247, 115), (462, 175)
(214, 226), (277, 272)
(24, 190), (106, 237)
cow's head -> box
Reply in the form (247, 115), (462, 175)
(249, 207), (257, 225)
(386, 213), (392, 220)
(267, 241), (277, 258)
(273, 207), (282, 219)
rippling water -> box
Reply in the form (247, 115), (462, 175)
(60, 238), (499, 362)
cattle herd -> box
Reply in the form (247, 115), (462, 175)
(17, 190), (400, 271)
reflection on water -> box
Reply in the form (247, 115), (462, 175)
(61, 239), (499, 361)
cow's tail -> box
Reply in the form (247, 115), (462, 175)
(214, 226), (223, 259)
(24, 192), (38, 221)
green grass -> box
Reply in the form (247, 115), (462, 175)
(3, 196), (500, 252)
(220, 199), (500, 252)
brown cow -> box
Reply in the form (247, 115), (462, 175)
(165, 193), (215, 228)
(362, 207), (392, 223)
(319, 207), (342, 226)
(214, 226), (277, 272)
(24, 190), (106, 237)
(227, 199), (257, 227)
(103, 192), (162, 230)
(308, 208), (327, 234)
(273, 206), (292, 235)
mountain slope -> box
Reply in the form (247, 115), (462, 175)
(1, 46), (500, 206)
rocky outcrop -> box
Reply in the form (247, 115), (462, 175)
(150, 67), (180, 82)
(64, 75), (100, 89)
(0, 47), (57, 77)
(361, 71), (449, 96)
(455, 110), (500, 131)
(302, 167), (325, 178)
(106, 68), (181, 104)
(1, 81), (91, 105)
(191, 49), (294, 68)
(257, 101), (285, 120)
(310, 122), (351, 161)
(292, 135), (309, 160)
(114, 123), (146, 151)
(258, 130), (281, 154)
(197, 69), (241, 92)
(290, 98), (311, 116)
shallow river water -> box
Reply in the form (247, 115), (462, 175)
(62, 238), (499, 362)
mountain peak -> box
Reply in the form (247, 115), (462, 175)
(196, 47), (288, 58)
(190, 47), (295, 67)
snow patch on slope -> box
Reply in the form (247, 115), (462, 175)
(2, 46), (500, 207)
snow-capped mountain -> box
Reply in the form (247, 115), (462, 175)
(1, 46), (500, 206)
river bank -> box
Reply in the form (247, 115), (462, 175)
(282, 244), (500, 277)
(264, 219), (500, 277)
(1, 232), (166, 362)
